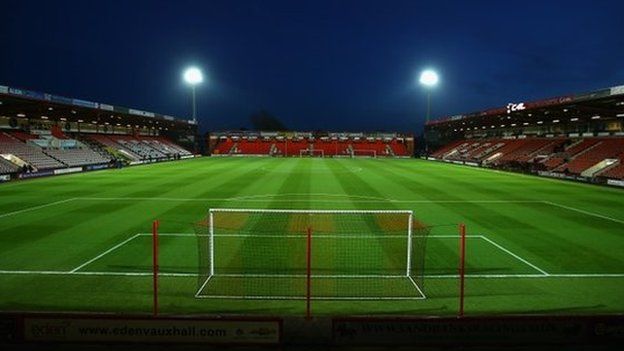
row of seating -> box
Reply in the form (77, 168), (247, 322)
(0, 130), (193, 173)
(44, 148), (110, 167)
(0, 157), (19, 174)
(0, 132), (65, 170)
(89, 134), (191, 161)
(431, 137), (624, 180)
(213, 138), (410, 157)
(554, 139), (624, 174)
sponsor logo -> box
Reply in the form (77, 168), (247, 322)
(29, 321), (70, 339)
(506, 102), (526, 114)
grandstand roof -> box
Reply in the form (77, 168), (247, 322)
(426, 85), (624, 133)
(0, 84), (196, 132)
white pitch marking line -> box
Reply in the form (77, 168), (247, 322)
(137, 233), (483, 238)
(195, 274), (214, 297)
(543, 201), (624, 225)
(0, 198), (77, 219)
(216, 273), (407, 279)
(211, 208), (412, 214)
(74, 197), (543, 204)
(1, 270), (624, 278)
(194, 295), (426, 300)
(69, 233), (141, 273)
(479, 235), (549, 276)
(407, 276), (427, 299)
(225, 193), (393, 202)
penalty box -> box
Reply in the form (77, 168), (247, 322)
(72, 233), (546, 299)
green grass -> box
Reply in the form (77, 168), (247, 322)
(0, 157), (623, 316)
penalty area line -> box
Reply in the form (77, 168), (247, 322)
(542, 201), (624, 225)
(479, 235), (549, 276)
(74, 197), (544, 204)
(0, 198), (77, 219)
(69, 233), (141, 273)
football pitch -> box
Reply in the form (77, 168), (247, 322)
(0, 157), (623, 316)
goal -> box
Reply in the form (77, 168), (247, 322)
(194, 209), (429, 301)
(299, 149), (324, 157)
(351, 149), (377, 158)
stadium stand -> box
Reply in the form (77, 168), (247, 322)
(88, 134), (192, 160)
(599, 156), (624, 179)
(149, 137), (192, 156)
(0, 130), (193, 176)
(0, 157), (19, 174)
(389, 139), (410, 156)
(233, 139), (274, 155)
(351, 139), (390, 156)
(0, 132), (65, 170)
(496, 138), (555, 163)
(43, 148), (110, 167)
(556, 138), (624, 175)
(88, 134), (143, 161)
(430, 140), (468, 159)
(213, 137), (235, 155)
(112, 135), (167, 159)
(212, 135), (412, 157)
(280, 138), (310, 156)
(430, 136), (624, 180)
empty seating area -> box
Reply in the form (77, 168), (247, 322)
(213, 137), (409, 157)
(431, 136), (624, 180)
(87, 134), (190, 161)
(149, 137), (192, 156)
(599, 159), (624, 179)
(0, 157), (18, 174)
(310, 140), (349, 156)
(280, 139), (310, 156)
(0, 130), (193, 176)
(496, 138), (555, 163)
(389, 140), (409, 156)
(89, 134), (142, 161)
(351, 140), (391, 156)
(233, 139), (273, 155)
(0, 132), (65, 170)
(109, 135), (165, 159)
(44, 148), (110, 167)
(556, 138), (624, 175)
(213, 138), (235, 154)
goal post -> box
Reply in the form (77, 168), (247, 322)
(299, 149), (324, 157)
(194, 209), (429, 302)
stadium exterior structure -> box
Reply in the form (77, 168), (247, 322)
(425, 84), (624, 187)
(0, 84), (199, 182)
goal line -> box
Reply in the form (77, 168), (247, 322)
(194, 274), (426, 300)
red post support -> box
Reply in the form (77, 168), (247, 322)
(152, 220), (159, 317)
(306, 226), (312, 320)
(458, 223), (466, 317)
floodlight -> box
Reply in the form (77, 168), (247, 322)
(419, 69), (439, 87)
(183, 67), (203, 85)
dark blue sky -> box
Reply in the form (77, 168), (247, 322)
(1, 0), (623, 132)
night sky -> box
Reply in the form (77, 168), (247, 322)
(1, 0), (623, 133)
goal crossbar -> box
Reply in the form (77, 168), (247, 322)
(209, 208), (411, 214)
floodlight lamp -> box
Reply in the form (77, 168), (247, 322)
(419, 69), (439, 87)
(183, 67), (203, 85)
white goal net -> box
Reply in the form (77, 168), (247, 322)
(194, 208), (429, 301)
